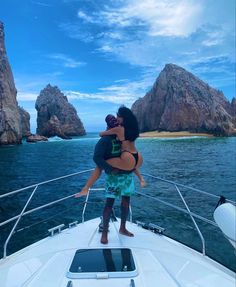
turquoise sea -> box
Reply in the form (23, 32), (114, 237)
(0, 133), (235, 271)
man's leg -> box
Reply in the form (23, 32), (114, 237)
(119, 196), (134, 237)
(101, 197), (115, 244)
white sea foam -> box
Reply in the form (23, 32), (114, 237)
(47, 136), (65, 142)
(48, 136), (100, 142)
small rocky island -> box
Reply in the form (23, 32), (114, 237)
(132, 64), (236, 136)
(35, 84), (86, 139)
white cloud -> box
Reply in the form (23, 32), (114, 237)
(62, 0), (234, 71)
(31, 1), (52, 7)
(76, 0), (203, 37)
(98, 31), (123, 40)
(111, 0), (202, 37)
(114, 79), (129, 83)
(60, 0), (234, 85)
(47, 53), (86, 68)
(97, 45), (114, 53)
(65, 89), (132, 105)
(17, 92), (38, 101)
(59, 22), (95, 42)
(65, 73), (155, 105)
(77, 10), (95, 23)
(202, 39), (221, 47)
(17, 76), (151, 105)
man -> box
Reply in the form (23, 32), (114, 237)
(93, 129), (121, 175)
(93, 122), (134, 244)
(76, 110), (143, 244)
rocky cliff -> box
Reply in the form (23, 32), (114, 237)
(19, 107), (31, 137)
(0, 22), (22, 145)
(35, 84), (86, 138)
(230, 98), (236, 126)
(132, 64), (235, 136)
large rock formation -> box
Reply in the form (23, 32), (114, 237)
(19, 107), (31, 137)
(35, 84), (86, 138)
(0, 22), (22, 145)
(132, 64), (235, 136)
(230, 98), (236, 126)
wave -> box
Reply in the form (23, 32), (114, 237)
(48, 136), (100, 142)
(47, 136), (65, 142)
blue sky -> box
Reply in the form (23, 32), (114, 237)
(0, 0), (235, 132)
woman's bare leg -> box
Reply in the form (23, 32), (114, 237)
(106, 152), (135, 170)
(75, 167), (102, 197)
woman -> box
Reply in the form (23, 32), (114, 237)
(100, 107), (143, 171)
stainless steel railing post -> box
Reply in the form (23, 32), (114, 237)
(82, 189), (90, 223)
(3, 185), (38, 258)
(81, 188), (106, 223)
(174, 184), (206, 256)
(129, 203), (133, 223)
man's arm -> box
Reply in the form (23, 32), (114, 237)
(93, 137), (114, 174)
(99, 127), (124, 141)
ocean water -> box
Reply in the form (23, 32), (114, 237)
(0, 133), (235, 271)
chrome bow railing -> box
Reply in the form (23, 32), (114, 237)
(0, 169), (94, 258)
(0, 169), (235, 259)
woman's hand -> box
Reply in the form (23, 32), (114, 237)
(75, 186), (89, 198)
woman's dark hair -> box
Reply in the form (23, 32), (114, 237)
(117, 106), (139, 141)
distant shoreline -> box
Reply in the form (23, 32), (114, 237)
(139, 131), (214, 138)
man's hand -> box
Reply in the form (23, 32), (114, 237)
(140, 178), (146, 188)
(110, 167), (121, 174)
(110, 167), (129, 174)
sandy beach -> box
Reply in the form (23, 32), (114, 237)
(139, 131), (214, 138)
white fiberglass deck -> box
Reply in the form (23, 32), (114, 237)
(0, 217), (235, 287)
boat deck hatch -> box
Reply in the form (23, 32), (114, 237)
(67, 248), (138, 279)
